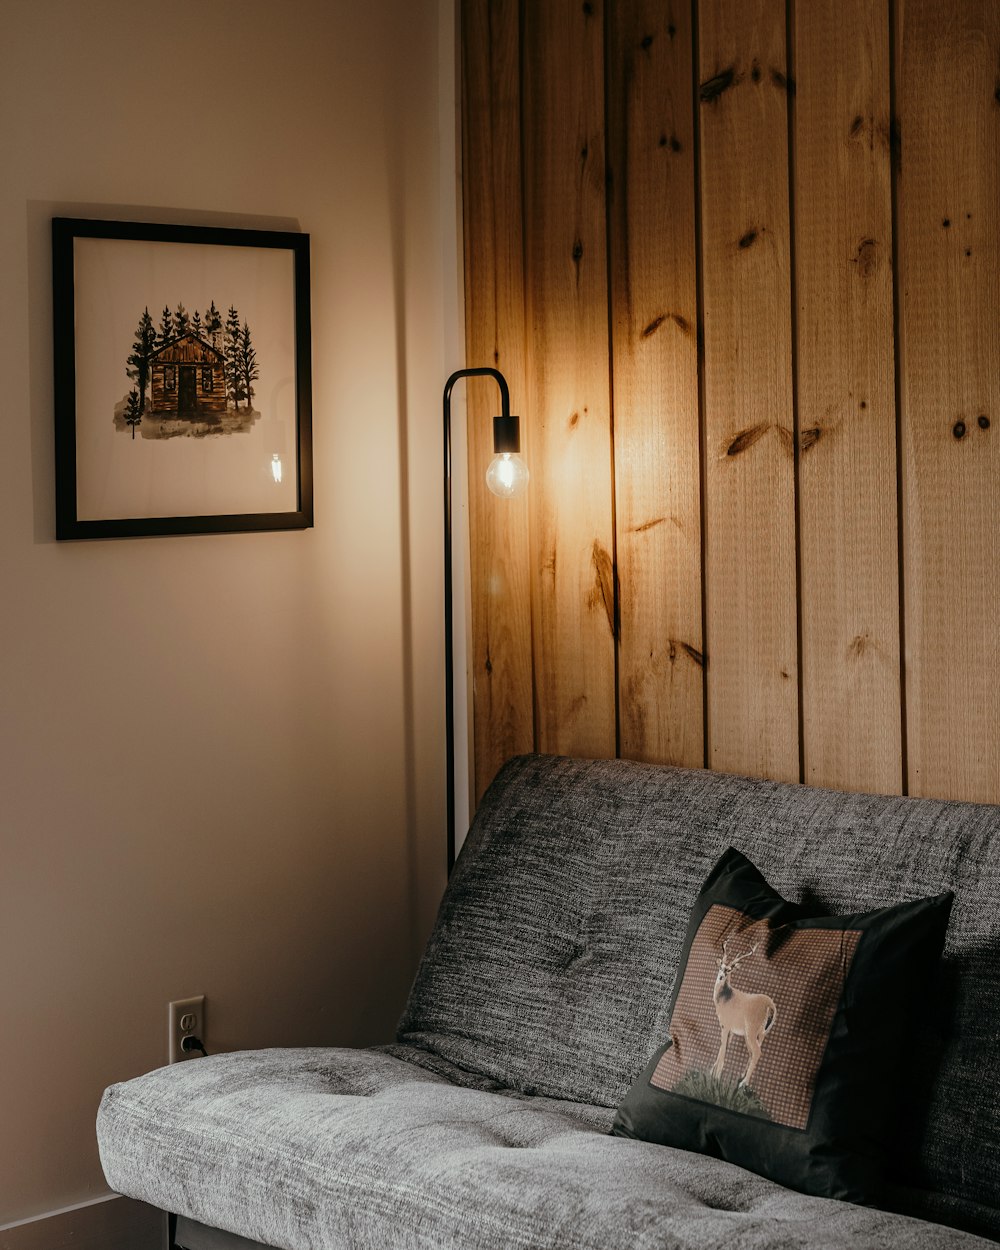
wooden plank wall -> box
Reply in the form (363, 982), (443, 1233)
(459, 0), (1000, 807)
(607, 1), (704, 768)
(460, 0), (534, 801)
(522, 1), (618, 761)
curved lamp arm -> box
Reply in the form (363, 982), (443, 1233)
(443, 368), (521, 875)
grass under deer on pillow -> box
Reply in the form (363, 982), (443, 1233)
(671, 1068), (772, 1120)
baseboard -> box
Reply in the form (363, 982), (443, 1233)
(0, 1194), (165, 1250)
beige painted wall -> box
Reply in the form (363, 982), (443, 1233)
(0, 0), (455, 1226)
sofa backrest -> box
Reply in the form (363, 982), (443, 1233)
(398, 753), (1000, 1233)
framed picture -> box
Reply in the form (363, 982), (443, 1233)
(52, 217), (313, 540)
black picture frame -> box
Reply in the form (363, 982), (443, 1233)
(52, 217), (313, 540)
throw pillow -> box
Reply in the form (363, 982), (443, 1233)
(611, 846), (952, 1204)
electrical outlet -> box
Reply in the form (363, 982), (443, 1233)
(168, 995), (206, 1064)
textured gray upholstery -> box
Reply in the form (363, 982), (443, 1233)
(399, 755), (1000, 1235)
(101, 1046), (990, 1249)
(98, 754), (1000, 1248)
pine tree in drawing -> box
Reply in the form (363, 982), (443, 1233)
(204, 300), (223, 352)
(158, 305), (173, 348)
(124, 388), (142, 439)
(173, 302), (190, 338)
(224, 305), (245, 410)
(126, 307), (157, 413)
(191, 310), (204, 340)
(238, 320), (259, 413)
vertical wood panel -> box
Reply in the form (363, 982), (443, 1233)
(698, 0), (799, 782)
(897, 0), (1000, 801)
(607, 1), (704, 766)
(461, 0), (535, 801)
(794, 0), (902, 793)
(522, 0), (617, 758)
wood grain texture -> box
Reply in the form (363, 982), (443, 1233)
(698, 0), (799, 782)
(522, 0), (617, 758)
(460, 0), (534, 801)
(896, 0), (1000, 801)
(793, 0), (902, 793)
(607, 0), (704, 766)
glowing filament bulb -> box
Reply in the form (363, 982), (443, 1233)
(485, 451), (529, 499)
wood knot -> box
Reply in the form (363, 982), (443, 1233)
(569, 411), (580, 428)
(572, 239), (584, 263)
(631, 516), (666, 533)
(667, 22), (676, 37)
(848, 633), (872, 659)
(738, 227), (759, 250)
(978, 415), (990, 430)
(682, 642), (705, 668)
(953, 420), (966, 440)
(751, 60), (762, 84)
(484, 652), (493, 675)
(852, 238), (878, 279)
(849, 115), (864, 136)
(641, 312), (690, 338)
(726, 425), (768, 456)
(588, 540), (618, 639)
(700, 66), (736, 103)
(567, 693), (588, 718)
(640, 33), (653, 50)
(668, 639), (704, 667)
(800, 427), (821, 451)
(641, 314), (666, 338)
(771, 67), (794, 94)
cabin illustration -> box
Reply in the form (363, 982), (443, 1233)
(149, 334), (227, 416)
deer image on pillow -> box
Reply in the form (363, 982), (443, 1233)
(712, 939), (777, 1088)
(651, 906), (861, 1129)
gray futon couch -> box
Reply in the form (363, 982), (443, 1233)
(98, 754), (1000, 1249)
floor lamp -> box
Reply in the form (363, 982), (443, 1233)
(443, 367), (528, 874)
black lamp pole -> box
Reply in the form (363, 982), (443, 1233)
(443, 367), (519, 875)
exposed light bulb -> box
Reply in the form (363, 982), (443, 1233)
(271, 454), (283, 484)
(485, 451), (529, 499)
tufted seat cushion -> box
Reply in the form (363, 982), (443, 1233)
(97, 1046), (992, 1249)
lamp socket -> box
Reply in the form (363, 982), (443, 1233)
(168, 995), (206, 1064)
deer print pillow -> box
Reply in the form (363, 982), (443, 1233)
(611, 847), (952, 1205)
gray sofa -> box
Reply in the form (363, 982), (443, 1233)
(98, 754), (1000, 1249)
